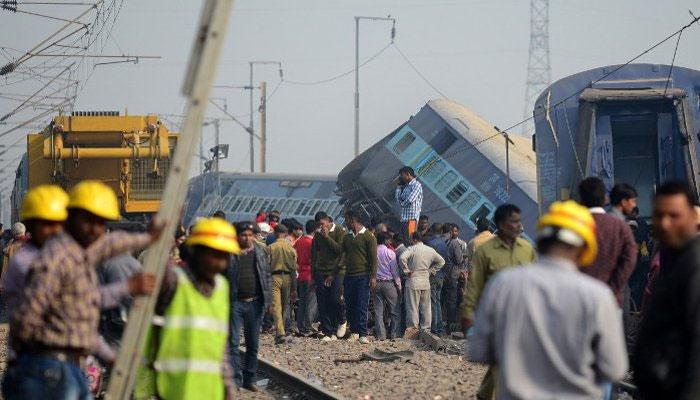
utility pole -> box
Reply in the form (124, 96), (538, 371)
(247, 61), (282, 173)
(354, 15), (396, 157)
(214, 118), (221, 198)
(259, 80), (267, 173)
(495, 126), (514, 194)
(105, 0), (235, 397)
(522, 0), (551, 136)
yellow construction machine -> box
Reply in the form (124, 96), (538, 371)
(11, 111), (178, 228)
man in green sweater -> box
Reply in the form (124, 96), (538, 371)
(311, 212), (347, 341)
(339, 210), (377, 344)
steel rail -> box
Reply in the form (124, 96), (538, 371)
(239, 349), (343, 400)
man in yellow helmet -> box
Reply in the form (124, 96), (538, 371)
(469, 201), (628, 400)
(5, 181), (163, 400)
(136, 217), (239, 400)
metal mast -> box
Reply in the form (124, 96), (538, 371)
(522, 0), (550, 136)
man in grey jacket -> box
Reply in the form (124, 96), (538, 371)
(399, 232), (445, 332)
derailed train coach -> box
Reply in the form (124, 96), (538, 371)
(184, 172), (344, 226)
(337, 99), (539, 240)
(534, 64), (700, 218)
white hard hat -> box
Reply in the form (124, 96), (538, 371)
(12, 222), (26, 237)
(258, 222), (273, 234)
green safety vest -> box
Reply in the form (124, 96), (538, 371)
(135, 268), (229, 400)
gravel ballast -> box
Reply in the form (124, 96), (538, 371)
(248, 333), (487, 399)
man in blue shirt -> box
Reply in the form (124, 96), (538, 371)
(395, 166), (423, 244)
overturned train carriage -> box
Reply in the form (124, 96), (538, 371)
(184, 173), (345, 227)
(534, 64), (700, 218)
(337, 99), (539, 240)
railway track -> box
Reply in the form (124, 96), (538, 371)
(239, 348), (342, 400)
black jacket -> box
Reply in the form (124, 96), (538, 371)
(226, 242), (272, 309)
(633, 236), (700, 400)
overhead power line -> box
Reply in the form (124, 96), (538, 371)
(392, 43), (449, 99)
(283, 42), (392, 86)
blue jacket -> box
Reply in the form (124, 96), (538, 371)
(426, 234), (449, 280)
(226, 242), (272, 308)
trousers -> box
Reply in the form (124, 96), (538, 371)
(405, 286), (431, 330)
(2, 353), (92, 400)
(296, 280), (317, 333)
(344, 275), (370, 337)
(430, 276), (444, 334)
(314, 272), (346, 336)
(372, 281), (400, 339)
(229, 297), (264, 387)
(271, 274), (292, 336)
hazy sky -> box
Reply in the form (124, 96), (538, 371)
(2, 0), (700, 181)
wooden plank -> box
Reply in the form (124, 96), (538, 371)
(104, 1), (236, 398)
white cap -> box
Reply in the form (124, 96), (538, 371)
(258, 222), (273, 234)
(12, 222), (26, 237)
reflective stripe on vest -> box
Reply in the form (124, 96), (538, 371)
(162, 316), (228, 333)
(154, 359), (222, 374)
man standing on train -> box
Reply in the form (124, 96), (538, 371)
(395, 166), (423, 244)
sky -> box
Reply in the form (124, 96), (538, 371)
(2, 0), (700, 185)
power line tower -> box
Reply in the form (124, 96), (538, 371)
(522, 0), (551, 136)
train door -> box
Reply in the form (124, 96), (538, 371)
(578, 88), (700, 218)
(609, 113), (660, 218)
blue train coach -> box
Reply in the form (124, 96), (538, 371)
(337, 99), (539, 240)
(534, 64), (700, 218)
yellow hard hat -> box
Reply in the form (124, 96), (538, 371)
(21, 185), (69, 222)
(537, 200), (598, 266)
(185, 217), (240, 254)
(67, 180), (121, 221)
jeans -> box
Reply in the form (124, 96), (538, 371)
(405, 286), (431, 330)
(2, 353), (92, 400)
(430, 276), (444, 334)
(314, 273), (346, 336)
(344, 274), (370, 337)
(444, 266), (462, 326)
(372, 281), (400, 339)
(230, 297), (264, 387)
(296, 280), (317, 333)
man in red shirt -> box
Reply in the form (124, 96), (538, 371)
(294, 220), (317, 335)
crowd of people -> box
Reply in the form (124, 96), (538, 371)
(0, 165), (699, 399)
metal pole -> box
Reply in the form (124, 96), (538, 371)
(214, 118), (220, 198)
(260, 81), (266, 173)
(354, 17), (360, 157)
(505, 131), (510, 194)
(248, 62), (255, 173)
(199, 131), (204, 175)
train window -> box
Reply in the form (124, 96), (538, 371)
(280, 199), (292, 214)
(230, 197), (243, 212)
(295, 200), (306, 215)
(242, 198), (255, 213)
(302, 200), (315, 215)
(393, 132), (416, 154)
(310, 200), (323, 216)
(435, 170), (457, 193)
(470, 204), (492, 225)
(457, 191), (482, 215)
(251, 198), (265, 213)
(423, 159), (446, 183)
(260, 199), (271, 213)
(429, 127), (457, 154)
(447, 181), (469, 203)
